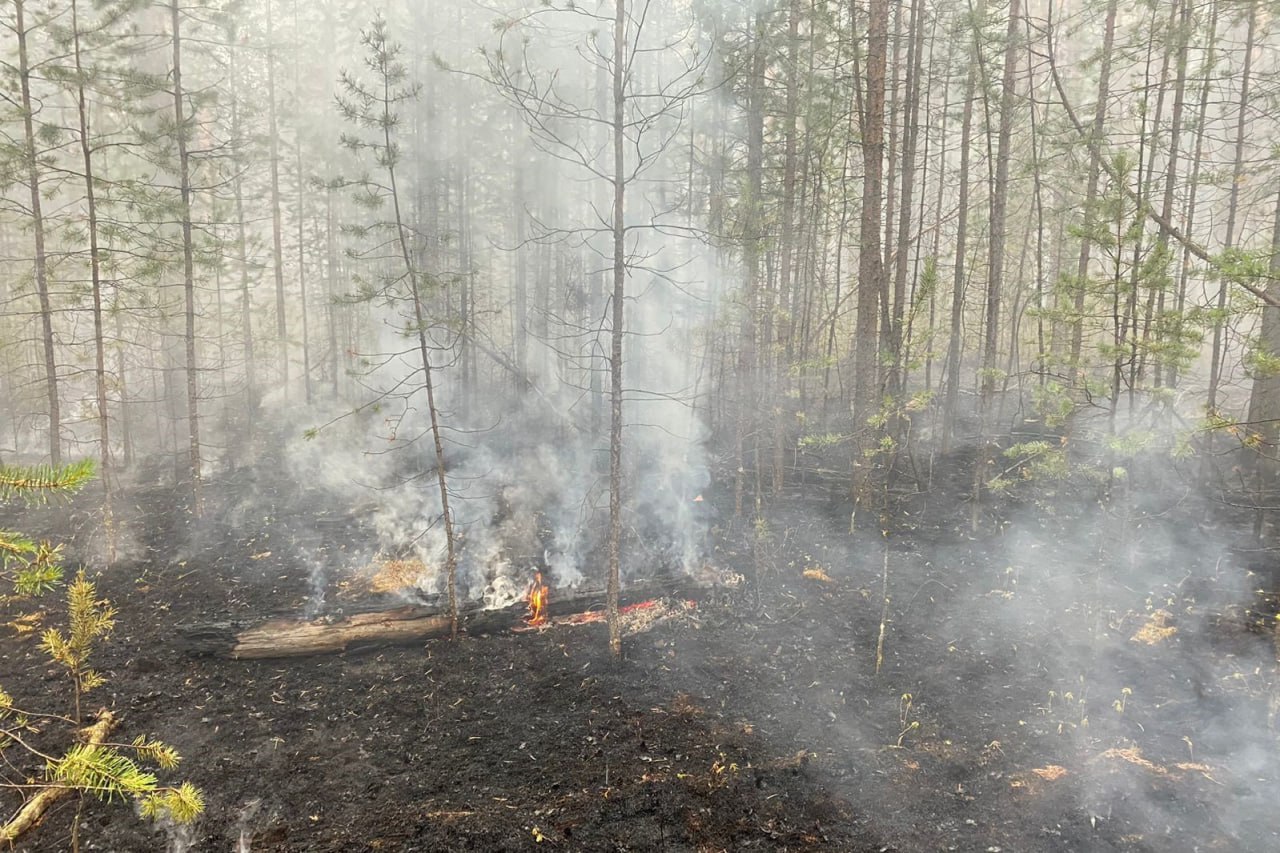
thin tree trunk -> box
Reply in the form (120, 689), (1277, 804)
(1150, 0), (1190, 389)
(380, 68), (458, 640)
(735, 17), (767, 519)
(171, 0), (202, 515)
(888, 0), (924, 398)
(1207, 1), (1256, 417)
(1244, 190), (1280, 537)
(113, 286), (133, 466)
(1068, 0), (1118, 374)
(853, 0), (888, 526)
(326, 185), (339, 396)
(1169, 0), (1219, 391)
(229, 30), (257, 442)
(1024, 5), (1046, 385)
(773, 0), (801, 496)
(70, 0), (114, 560)
(606, 0), (627, 659)
(293, 0), (312, 404)
(14, 0), (60, 465)
(295, 152), (312, 404)
(266, 0), (289, 393)
(942, 16), (978, 454)
(982, 0), (1020, 404)
(969, 0), (1020, 532)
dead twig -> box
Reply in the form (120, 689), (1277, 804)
(0, 709), (116, 844)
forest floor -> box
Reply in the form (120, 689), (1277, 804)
(3, 447), (1280, 852)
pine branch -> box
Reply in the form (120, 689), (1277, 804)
(0, 459), (95, 504)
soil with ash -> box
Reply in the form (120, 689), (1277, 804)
(2, 449), (1279, 852)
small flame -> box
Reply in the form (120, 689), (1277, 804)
(526, 572), (549, 625)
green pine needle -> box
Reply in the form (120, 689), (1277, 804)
(0, 459), (96, 504)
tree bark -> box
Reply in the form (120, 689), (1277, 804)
(266, 0), (289, 392)
(14, 0), (60, 465)
(853, 0), (888, 524)
(1150, 0), (1190, 389)
(70, 0), (114, 561)
(1068, 0), (1118, 373)
(607, 0), (627, 659)
(941, 8), (979, 454)
(1245, 190), (1280, 536)
(171, 0), (203, 516)
(888, 0), (925, 398)
(1206, 0), (1256, 416)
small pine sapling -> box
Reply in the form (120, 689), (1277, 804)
(0, 461), (203, 843)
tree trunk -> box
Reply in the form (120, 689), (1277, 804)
(735, 16), (767, 519)
(266, 0), (289, 393)
(773, 0), (801, 496)
(228, 31), (257, 446)
(14, 0), (60, 465)
(292, 3), (312, 405)
(972, 0), (1021, 532)
(1024, 5), (1046, 384)
(1206, 1), (1256, 417)
(171, 0), (202, 516)
(377, 51), (459, 640)
(983, 0), (1020, 406)
(1245, 190), (1280, 537)
(607, 0), (627, 659)
(1169, 0), (1219, 391)
(942, 14), (978, 455)
(1150, 0), (1190, 389)
(888, 0), (924, 399)
(853, 0), (888, 525)
(1068, 0), (1118, 374)
(70, 0), (114, 561)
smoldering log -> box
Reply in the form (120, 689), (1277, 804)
(180, 578), (709, 660)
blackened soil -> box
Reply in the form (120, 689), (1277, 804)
(3, 451), (1279, 852)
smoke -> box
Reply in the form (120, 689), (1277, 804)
(274, 232), (715, 610)
(219, 0), (724, 613)
(280, 323), (712, 611)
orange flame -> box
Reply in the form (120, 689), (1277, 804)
(526, 572), (549, 626)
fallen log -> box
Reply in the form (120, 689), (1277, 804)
(0, 709), (116, 844)
(181, 578), (708, 660)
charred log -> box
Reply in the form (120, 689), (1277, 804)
(179, 578), (709, 659)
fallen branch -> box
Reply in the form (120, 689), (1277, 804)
(182, 578), (710, 660)
(0, 709), (116, 844)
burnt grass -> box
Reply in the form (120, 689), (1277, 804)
(3, 447), (1280, 852)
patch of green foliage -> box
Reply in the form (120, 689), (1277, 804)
(0, 462), (203, 843)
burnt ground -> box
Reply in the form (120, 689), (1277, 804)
(3, 447), (1280, 852)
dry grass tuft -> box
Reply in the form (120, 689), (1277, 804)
(1131, 610), (1177, 645)
(367, 557), (429, 593)
(3, 611), (44, 636)
(1031, 764), (1068, 781)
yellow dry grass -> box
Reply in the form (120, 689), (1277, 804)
(3, 611), (43, 636)
(367, 558), (429, 593)
(1131, 610), (1177, 645)
(1101, 746), (1166, 774)
(1031, 765), (1068, 781)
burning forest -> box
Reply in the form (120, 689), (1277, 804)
(3, 0), (1280, 850)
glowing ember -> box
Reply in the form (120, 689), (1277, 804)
(526, 572), (549, 625)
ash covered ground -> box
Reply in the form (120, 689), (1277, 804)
(2, 445), (1279, 852)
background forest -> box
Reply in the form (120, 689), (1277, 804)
(5, 0), (1280, 556)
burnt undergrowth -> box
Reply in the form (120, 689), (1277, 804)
(2, 438), (1278, 851)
